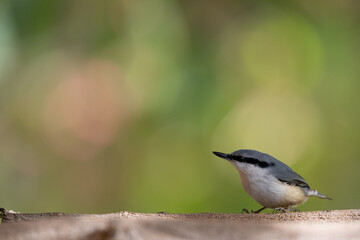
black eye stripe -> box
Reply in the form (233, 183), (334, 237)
(227, 154), (274, 168)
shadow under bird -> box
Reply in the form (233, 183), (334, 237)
(213, 149), (331, 213)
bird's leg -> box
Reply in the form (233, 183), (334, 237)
(273, 207), (286, 213)
(241, 208), (250, 214)
(287, 205), (300, 212)
(252, 206), (266, 213)
(289, 208), (300, 212)
(273, 205), (300, 213)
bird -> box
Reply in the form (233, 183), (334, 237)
(213, 149), (331, 213)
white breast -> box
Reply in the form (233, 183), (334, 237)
(232, 162), (306, 208)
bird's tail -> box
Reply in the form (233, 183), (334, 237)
(306, 189), (332, 200)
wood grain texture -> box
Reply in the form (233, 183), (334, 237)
(1, 208), (360, 240)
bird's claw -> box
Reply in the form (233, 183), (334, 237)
(289, 208), (300, 212)
(241, 208), (250, 214)
(273, 207), (286, 213)
(273, 207), (300, 213)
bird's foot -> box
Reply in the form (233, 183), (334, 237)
(273, 207), (287, 213)
(241, 208), (250, 214)
(273, 207), (300, 213)
(289, 208), (300, 212)
(157, 211), (170, 214)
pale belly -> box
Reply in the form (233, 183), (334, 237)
(239, 169), (308, 208)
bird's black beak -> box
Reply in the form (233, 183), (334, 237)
(212, 151), (229, 160)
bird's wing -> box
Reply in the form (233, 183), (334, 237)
(270, 163), (310, 189)
(278, 178), (310, 188)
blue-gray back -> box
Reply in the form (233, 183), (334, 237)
(229, 149), (310, 189)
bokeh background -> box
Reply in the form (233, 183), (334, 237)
(0, 0), (359, 214)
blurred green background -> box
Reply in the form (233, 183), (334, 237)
(0, 0), (359, 214)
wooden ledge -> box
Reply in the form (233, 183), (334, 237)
(1, 208), (360, 239)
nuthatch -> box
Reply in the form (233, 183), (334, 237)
(213, 149), (331, 213)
